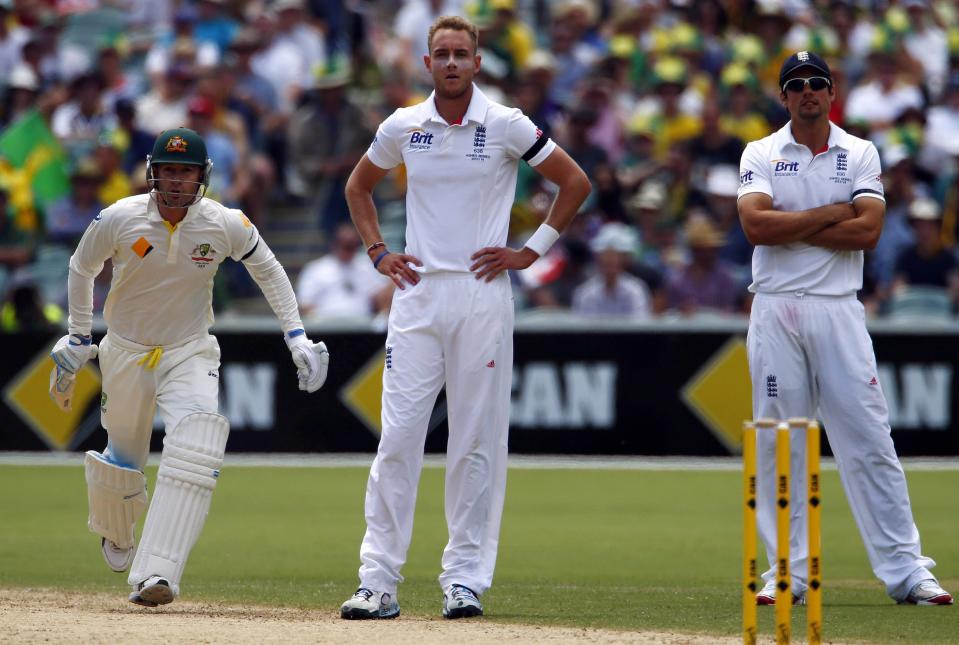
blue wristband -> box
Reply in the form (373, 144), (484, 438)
(287, 328), (305, 339)
(373, 250), (390, 269)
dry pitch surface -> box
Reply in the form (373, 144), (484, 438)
(1, 588), (741, 644)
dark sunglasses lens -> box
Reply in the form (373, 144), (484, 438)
(808, 77), (829, 91)
(784, 78), (830, 92)
(784, 79), (806, 92)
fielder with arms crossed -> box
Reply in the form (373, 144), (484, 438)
(339, 16), (590, 620)
(50, 127), (330, 607)
(738, 52), (952, 606)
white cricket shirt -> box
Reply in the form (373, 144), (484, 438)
(366, 84), (556, 273)
(737, 121), (885, 296)
(70, 194), (260, 346)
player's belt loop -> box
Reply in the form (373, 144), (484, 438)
(135, 347), (164, 370)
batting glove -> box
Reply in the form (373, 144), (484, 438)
(286, 330), (330, 393)
(51, 333), (98, 375)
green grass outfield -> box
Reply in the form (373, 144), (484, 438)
(1, 461), (956, 642)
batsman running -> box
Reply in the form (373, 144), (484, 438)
(49, 127), (330, 607)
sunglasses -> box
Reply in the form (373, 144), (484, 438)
(782, 76), (831, 93)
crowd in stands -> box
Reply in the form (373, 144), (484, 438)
(2, 0), (959, 331)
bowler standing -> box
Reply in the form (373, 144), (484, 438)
(339, 15), (590, 619)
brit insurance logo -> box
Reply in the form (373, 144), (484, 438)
(190, 242), (217, 268)
(407, 128), (434, 151)
(771, 158), (800, 177)
(740, 169), (754, 186)
(466, 124), (490, 161)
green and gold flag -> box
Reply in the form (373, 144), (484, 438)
(0, 109), (71, 230)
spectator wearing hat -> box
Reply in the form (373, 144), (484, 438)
(44, 157), (105, 247)
(718, 63), (772, 145)
(646, 57), (702, 159)
(891, 197), (959, 309)
(618, 114), (661, 196)
(0, 63), (41, 128)
(572, 222), (652, 318)
(665, 213), (741, 316)
(286, 57), (372, 233)
(701, 165), (753, 271)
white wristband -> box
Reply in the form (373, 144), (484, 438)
(524, 223), (560, 257)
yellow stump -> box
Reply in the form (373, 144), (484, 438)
(742, 421), (757, 645)
(807, 419), (823, 645)
(775, 421), (791, 645)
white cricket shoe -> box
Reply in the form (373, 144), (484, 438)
(129, 575), (176, 607)
(340, 587), (400, 619)
(900, 579), (954, 605)
(101, 537), (134, 573)
(755, 578), (805, 606)
(443, 584), (483, 619)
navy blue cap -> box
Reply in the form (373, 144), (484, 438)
(779, 51), (831, 87)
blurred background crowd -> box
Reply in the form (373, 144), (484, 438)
(2, 0), (959, 332)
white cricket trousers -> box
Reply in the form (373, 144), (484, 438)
(747, 292), (936, 600)
(358, 272), (514, 596)
(97, 331), (221, 470)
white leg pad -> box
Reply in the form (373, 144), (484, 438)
(128, 412), (229, 590)
(84, 451), (147, 549)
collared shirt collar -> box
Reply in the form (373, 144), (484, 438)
(420, 83), (490, 127)
(147, 192), (204, 224)
(775, 120), (852, 154)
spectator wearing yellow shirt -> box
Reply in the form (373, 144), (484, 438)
(470, 0), (534, 80)
(647, 57), (702, 159)
(93, 136), (132, 205)
(718, 63), (772, 144)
